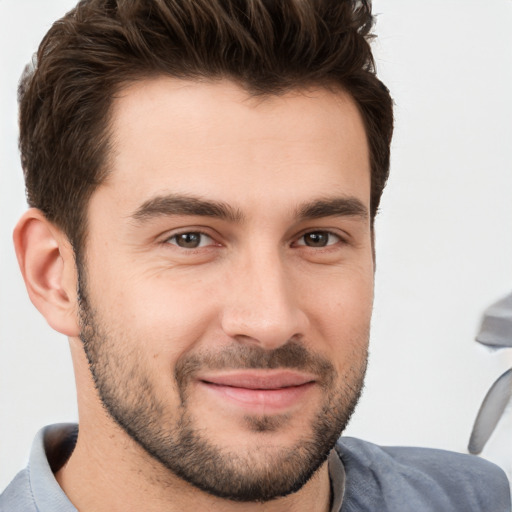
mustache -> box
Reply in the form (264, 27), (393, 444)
(174, 340), (336, 392)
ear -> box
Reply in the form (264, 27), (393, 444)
(13, 208), (80, 337)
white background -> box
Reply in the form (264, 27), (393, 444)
(1, 0), (511, 490)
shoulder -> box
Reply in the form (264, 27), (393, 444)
(0, 424), (78, 512)
(0, 469), (37, 512)
(336, 437), (511, 512)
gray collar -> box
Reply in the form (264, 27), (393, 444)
(328, 447), (346, 511)
(28, 424), (78, 512)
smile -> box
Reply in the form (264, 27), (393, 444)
(197, 371), (317, 411)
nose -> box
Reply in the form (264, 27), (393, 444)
(220, 249), (309, 350)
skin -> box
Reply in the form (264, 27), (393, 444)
(14, 78), (374, 512)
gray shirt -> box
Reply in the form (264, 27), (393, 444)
(1, 424), (510, 511)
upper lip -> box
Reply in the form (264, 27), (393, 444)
(198, 370), (316, 390)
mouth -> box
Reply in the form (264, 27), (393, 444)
(197, 370), (317, 411)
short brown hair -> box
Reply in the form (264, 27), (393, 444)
(19, 0), (393, 251)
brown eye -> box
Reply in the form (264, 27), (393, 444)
(168, 232), (212, 249)
(298, 231), (340, 248)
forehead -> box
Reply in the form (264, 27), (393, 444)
(100, 77), (370, 214)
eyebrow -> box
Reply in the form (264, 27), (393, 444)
(131, 194), (244, 223)
(296, 197), (368, 221)
(130, 194), (368, 224)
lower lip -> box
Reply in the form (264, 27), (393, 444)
(199, 381), (315, 412)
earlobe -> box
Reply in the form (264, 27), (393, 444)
(13, 208), (80, 337)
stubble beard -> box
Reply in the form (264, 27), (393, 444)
(77, 268), (368, 502)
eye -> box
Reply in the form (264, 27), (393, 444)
(166, 232), (215, 249)
(296, 231), (341, 248)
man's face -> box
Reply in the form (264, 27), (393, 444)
(78, 78), (374, 501)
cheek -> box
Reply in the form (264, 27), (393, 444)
(300, 263), (373, 356)
(85, 264), (220, 364)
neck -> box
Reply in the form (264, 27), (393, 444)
(55, 421), (332, 512)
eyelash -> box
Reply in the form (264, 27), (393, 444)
(294, 231), (343, 248)
(163, 229), (345, 250)
(164, 231), (216, 249)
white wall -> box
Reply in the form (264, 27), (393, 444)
(1, 0), (511, 490)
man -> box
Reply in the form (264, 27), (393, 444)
(0, 0), (510, 511)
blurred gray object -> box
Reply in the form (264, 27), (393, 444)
(468, 292), (512, 455)
(476, 293), (512, 349)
